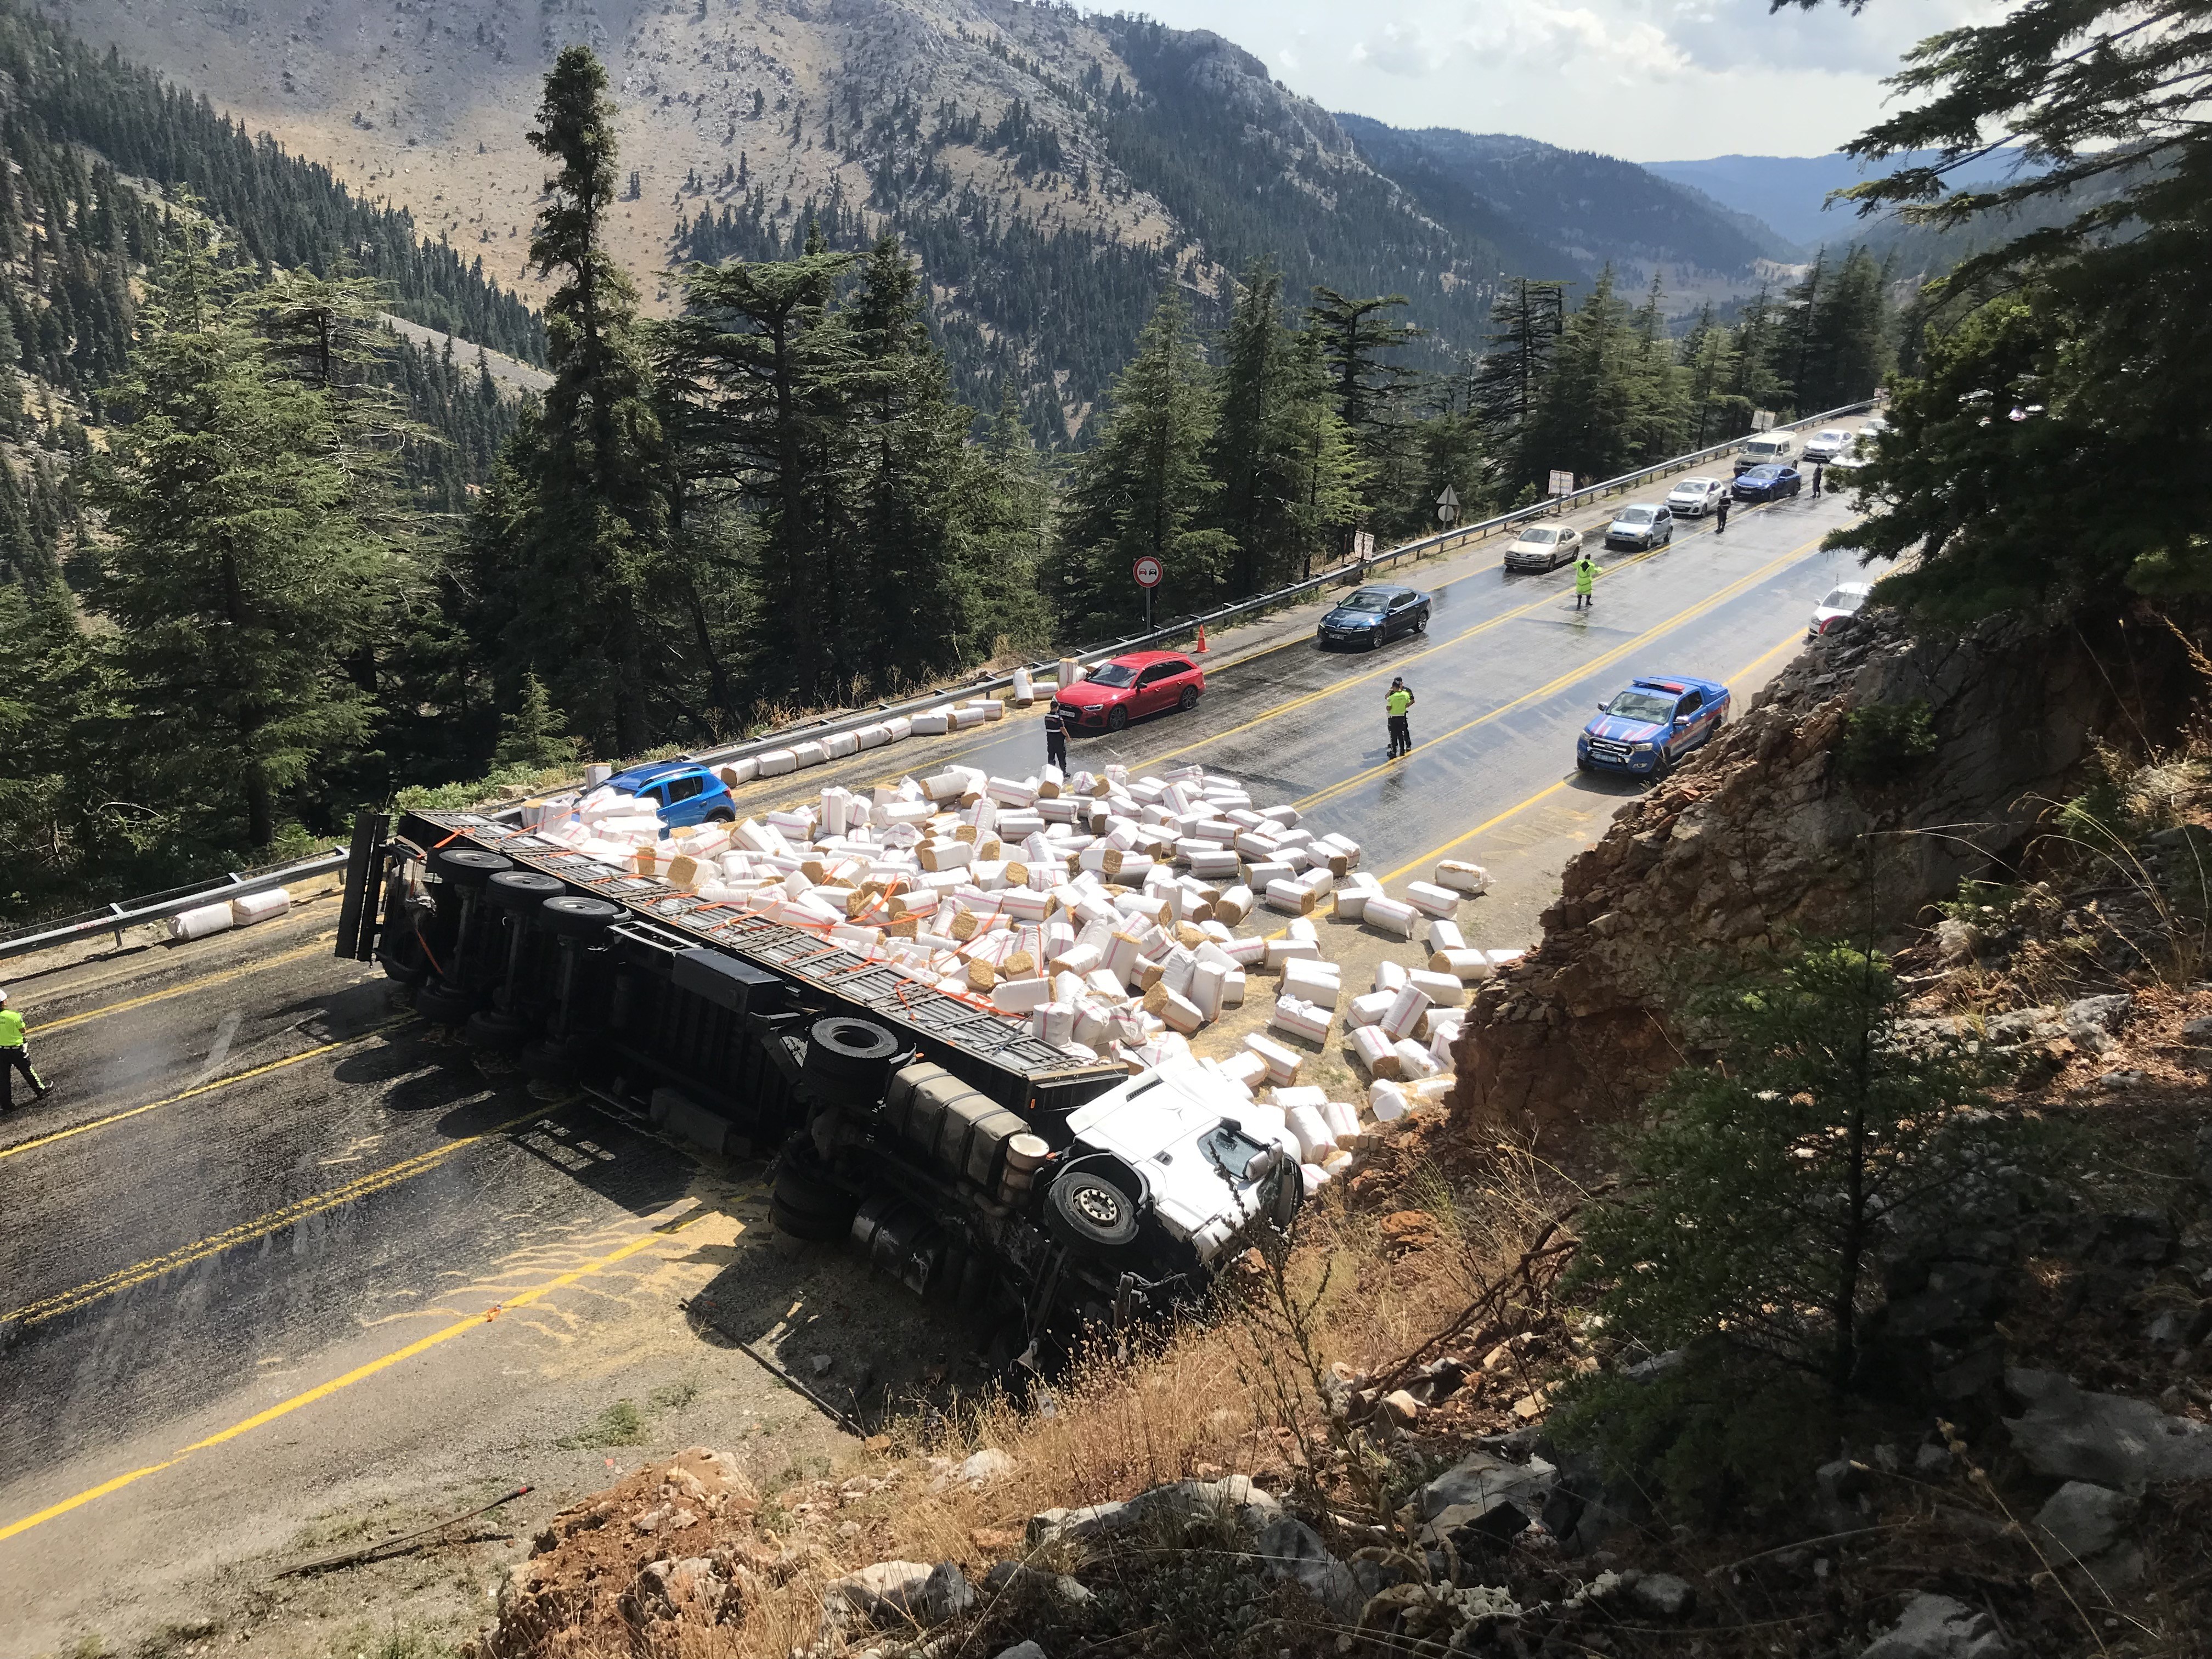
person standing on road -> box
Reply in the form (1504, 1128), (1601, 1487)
(1385, 678), (1415, 759)
(1043, 703), (1069, 774)
(0, 988), (48, 1110)
(1714, 492), (1732, 536)
(1573, 552), (1599, 610)
(1811, 462), (1825, 498)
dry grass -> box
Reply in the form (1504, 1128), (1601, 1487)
(530, 1139), (1575, 1658)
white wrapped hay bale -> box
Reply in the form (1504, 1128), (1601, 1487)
(1244, 1032), (1304, 1086)
(757, 748), (799, 777)
(1321, 1099), (1361, 1143)
(1409, 968), (1466, 1008)
(1380, 983), (1432, 1041)
(1285, 1103), (1335, 1163)
(230, 888), (290, 926)
(1281, 958), (1341, 1008)
(1058, 657), (1085, 691)
(1431, 947), (1494, 981)
(1271, 995), (1332, 1043)
(1368, 1080), (1410, 1122)
(1351, 1023), (1399, 1078)
(1404, 881), (1459, 917)
(1436, 861), (1491, 895)
(169, 900), (236, 941)
(1011, 667), (1036, 706)
(1363, 896), (1419, 938)
(1393, 1037), (1442, 1080)
(911, 708), (952, 736)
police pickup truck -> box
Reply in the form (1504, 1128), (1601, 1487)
(335, 809), (1297, 1352)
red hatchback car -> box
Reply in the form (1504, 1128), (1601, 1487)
(1054, 651), (1206, 732)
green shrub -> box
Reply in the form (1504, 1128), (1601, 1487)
(1839, 697), (1938, 786)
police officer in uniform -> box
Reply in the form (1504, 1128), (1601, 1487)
(1043, 702), (1069, 773)
(1385, 678), (1415, 759)
(1573, 552), (1599, 610)
(0, 988), (48, 1110)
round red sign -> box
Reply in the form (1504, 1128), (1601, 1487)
(1132, 556), (1163, 588)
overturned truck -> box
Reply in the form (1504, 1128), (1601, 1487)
(337, 809), (1296, 1348)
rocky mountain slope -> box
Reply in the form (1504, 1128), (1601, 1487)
(1448, 606), (2198, 1137)
(42, 0), (1781, 435)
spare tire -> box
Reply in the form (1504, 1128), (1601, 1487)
(1044, 1167), (1141, 1257)
(434, 848), (512, 889)
(539, 894), (622, 938)
(486, 870), (566, 910)
(804, 1015), (902, 1101)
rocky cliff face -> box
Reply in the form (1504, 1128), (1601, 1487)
(1450, 608), (2193, 1137)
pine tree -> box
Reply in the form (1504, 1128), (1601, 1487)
(506, 46), (667, 755)
(1470, 278), (1566, 495)
(1677, 304), (1740, 448)
(1522, 269), (1636, 488)
(1211, 263), (1363, 592)
(1306, 286), (1420, 506)
(494, 671), (579, 766)
(90, 225), (385, 850)
(1052, 285), (1232, 636)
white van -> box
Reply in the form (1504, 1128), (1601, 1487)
(1733, 432), (1798, 474)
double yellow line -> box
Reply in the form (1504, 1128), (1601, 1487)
(0, 1210), (706, 1546)
(0, 1020), (411, 1165)
(1296, 525), (1831, 814)
(3, 1102), (558, 1329)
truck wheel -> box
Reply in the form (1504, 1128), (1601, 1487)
(772, 1146), (859, 1240)
(539, 895), (622, 938)
(415, 979), (476, 1025)
(487, 870), (565, 910)
(805, 1017), (902, 1088)
(434, 848), (512, 889)
(1045, 1169), (1141, 1256)
(465, 1007), (533, 1051)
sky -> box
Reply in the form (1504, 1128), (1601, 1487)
(1087, 0), (1999, 162)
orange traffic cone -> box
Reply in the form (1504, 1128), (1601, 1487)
(1194, 624), (1209, 654)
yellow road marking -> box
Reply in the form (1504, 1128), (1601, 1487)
(1294, 526), (1835, 815)
(30, 936), (342, 1036)
(0, 1020), (405, 1164)
(3, 1103), (558, 1328)
(1377, 622), (1813, 884)
(0, 1215), (705, 1545)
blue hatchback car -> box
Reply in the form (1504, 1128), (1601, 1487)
(1577, 675), (1732, 778)
(605, 759), (737, 830)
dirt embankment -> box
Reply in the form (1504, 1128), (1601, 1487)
(1449, 607), (2197, 1138)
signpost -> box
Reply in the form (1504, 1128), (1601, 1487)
(1751, 409), (1778, 432)
(1547, 469), (1575, 500)
(1435, 484), (1460, 528)
(1133, 555), (1161, 630)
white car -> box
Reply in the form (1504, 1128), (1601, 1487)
(1666, 476), (1729, 518)
(1809, 581), (1873, 637)
(1801, 428), (1852, 463)
(1503, 522), (1582, 572)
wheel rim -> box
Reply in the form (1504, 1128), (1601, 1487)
(1074, 1183), (1124, 1228)
(1108, 707), (1127, 731)
(1180, 688), (1197, 710)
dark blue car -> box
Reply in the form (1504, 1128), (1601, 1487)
(606, 759), (737, 830)
(1731, 464), (1803, 503)
(1317, 584), (1430, 650)
(1577, 674), (1732, 778)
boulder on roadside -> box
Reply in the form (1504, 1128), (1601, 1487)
(2004, 1368), (2212, 1491)
(1026, 1475), (1281, 1549)
(822, 1560), (975, 1628)
(1860, 1591), (2011, 1658)
(1250, 1515), (1362, 1617)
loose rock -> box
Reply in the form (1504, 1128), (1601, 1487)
(1860, 1591), (2011, 1658)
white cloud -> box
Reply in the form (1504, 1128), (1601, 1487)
(1085, 0), (2000, 160)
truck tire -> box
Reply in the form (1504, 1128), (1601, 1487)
(772, 1144), (859, 1240)
(539, 895), (622, 938)
(804, 1016), (902, 1096)
(434, 848), (512, 889)
(414, 979), (476, 1025)
(1044, 1167), (1141, 1256)
(486, 870), (565, 910)
(465, 1007), (533, 1051)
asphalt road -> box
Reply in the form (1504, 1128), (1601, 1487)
(0, 458), (1865, 1647)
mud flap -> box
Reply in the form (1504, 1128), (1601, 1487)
(334, 811), (391, 962)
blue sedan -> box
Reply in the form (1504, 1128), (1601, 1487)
(605, 759), (737, 828)
(1317, 584), (1430, 650)
(1577, 675), (1732, 778)
(1732, 464), (1803, 503)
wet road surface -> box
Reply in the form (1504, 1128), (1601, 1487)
(0, 461), (1861, 1617)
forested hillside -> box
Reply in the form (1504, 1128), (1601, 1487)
(43, 0), (1790, 444)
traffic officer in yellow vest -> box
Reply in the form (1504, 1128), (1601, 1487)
(1573, 552), (1600, 611)
(1385, 678), (1415, 759)
(0, 987), (49, 1109)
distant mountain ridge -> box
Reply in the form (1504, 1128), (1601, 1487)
(1338, 115), (1799, 275)
(1644, 149), (2044, 252)
(43, 0), (1792, 438)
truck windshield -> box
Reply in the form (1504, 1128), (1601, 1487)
(1201, 1124), (1272, 1180)
(1605, 690), (1678, 723)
